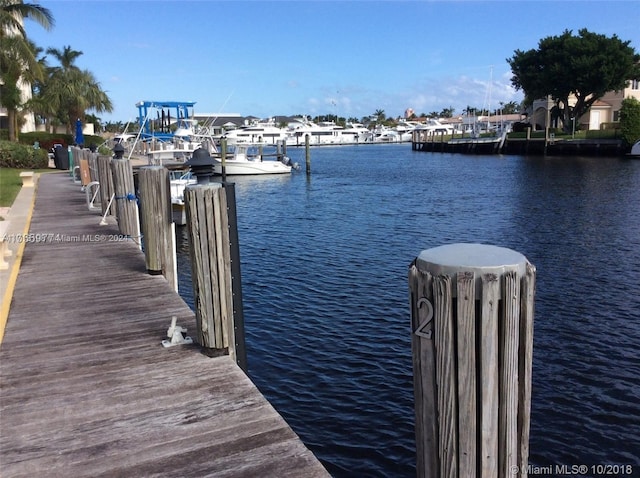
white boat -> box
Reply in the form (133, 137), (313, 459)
(145, 138), (203, 163)
(630, 139), (640, 158)
(286, 117), (371, 145)
(372, 125), (402, 143)
(342, 122), (374, 143)
(222, 118), (289, 145)
(285, 118), (341, 145)
(170, 171), (197, 225)
(414, 118), (456, 135)
(394, 121), (421, 142)
(213, 145), (298, 175)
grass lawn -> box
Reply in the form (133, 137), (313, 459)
(0, 168), (53, 211)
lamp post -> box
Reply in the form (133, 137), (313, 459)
(113, 142), (125, 159)
(185, 147), (215, 184)
(572, 116), (576, 139)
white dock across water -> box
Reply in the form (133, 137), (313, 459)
(0, 172), (329, 477)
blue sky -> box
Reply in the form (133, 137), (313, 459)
(26, 1), (640, 123)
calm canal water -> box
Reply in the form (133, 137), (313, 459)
(175, 144), (640, 477)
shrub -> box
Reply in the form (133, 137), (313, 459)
(0, 140), (49, 169)
(17, 131), (105, 150)
(18, 131), (71, 151)
(620, 97), (640, 147)
(512, 122), (533, 133)
(585, 129), (619, 139)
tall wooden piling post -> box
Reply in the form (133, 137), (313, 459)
(220, 137), (228, 182)
(138, 166), (177, 289)
(221, 182), (247, 371)
(408, 243), (535, 478)
(88, 151), (99, 183)
(97, 154), (114, 215)
(305, 135), (311, 175)
(110, 149), (140, 240)
(183, 148), (246, 369)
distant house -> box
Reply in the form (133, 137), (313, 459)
(529, 78), (640, 131)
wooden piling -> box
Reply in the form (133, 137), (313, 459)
(223, 182), (247, 371)
(305, 135), (311, 175)
(97, 155), (114, 215)
(137, 166), (176, 289)
(110, 157), (140, 239)
(408, 243), (535, 478)
(88, 151), (99, 182)
(220, 138), (228, 182)
(184, 183), (235, 358)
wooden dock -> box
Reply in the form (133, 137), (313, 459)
(0, 172), (330, 477)
(412, 136), (626, 156)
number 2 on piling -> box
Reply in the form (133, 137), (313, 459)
(414, 298), (434, 339)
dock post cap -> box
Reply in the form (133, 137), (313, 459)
(415, 243), (529, 295)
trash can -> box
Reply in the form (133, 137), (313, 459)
(53, 146), (69, 170)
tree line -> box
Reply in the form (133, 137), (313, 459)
(307, 101), (523, 129)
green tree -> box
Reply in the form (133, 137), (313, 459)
(39, 45), (113, 133)
(85, 112), (101, 132)
(104, 120), (125, 133)
(463, 106), (477, 116)
(0, 0), (53, 141)
(620, 97), (640, 148)
(439, 106), (455, 118)
(27, 44), (54, 128)
(373, 109), (385, 122)
(496, 101), (520, 115)
(508, 29), (640, 132)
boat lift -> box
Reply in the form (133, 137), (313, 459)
(136, 100), (197, 142)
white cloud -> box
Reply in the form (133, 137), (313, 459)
(402, 73), (523, 116)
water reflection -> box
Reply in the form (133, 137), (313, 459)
(176, 146), (640, 476)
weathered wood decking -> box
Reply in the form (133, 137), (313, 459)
(0, 172), (329, 477)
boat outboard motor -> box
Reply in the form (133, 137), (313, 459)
(280, 155), (301, 170)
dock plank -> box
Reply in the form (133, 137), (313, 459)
(0, 172), (329, 477)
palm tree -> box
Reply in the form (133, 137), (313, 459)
(463, 106), (477, 117)
(39, 45), (113, 133)
(373, 109), (385, 122)
(0, 0), (53, 141)
(439, 106), (455, 118)
(24, 43), (51, 127)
